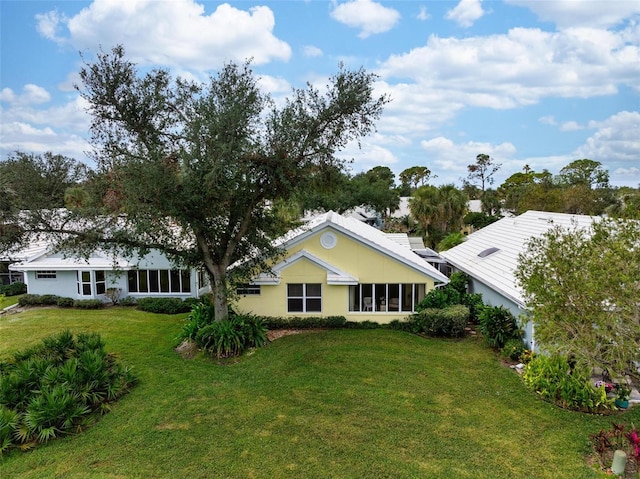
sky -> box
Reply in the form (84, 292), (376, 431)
(1, 0), (639, 188)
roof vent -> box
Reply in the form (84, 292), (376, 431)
(478, 247), (500, 258)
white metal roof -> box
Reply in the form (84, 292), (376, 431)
(283, 211), (449, 284)
(439, 210), (597, 307)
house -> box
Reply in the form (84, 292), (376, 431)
(439, 210), (597, 349)
(235, 211), (449, 322)
(9, 245), (198, 302)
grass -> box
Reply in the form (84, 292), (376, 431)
(1, 307), (637, 478)
(0, 294), (21, 310)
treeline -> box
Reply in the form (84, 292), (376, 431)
(2, 151), (638, 253)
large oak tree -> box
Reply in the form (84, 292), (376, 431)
(4, 46), (388, 320)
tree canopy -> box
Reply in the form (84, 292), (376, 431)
(467, 154), (501, 193)
(516, 218), (640, 383)
(0, 151), (89, 210)
(3, 45), (389, 320)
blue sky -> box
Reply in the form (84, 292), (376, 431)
(1, 0), (639, 187)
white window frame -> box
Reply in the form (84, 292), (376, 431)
(287, 283), (322, 313)
(35, 270), (57, 279)
(348, 283), (426, 313)
(127, 269), (191, 294)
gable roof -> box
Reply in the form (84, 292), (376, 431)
(254, 249), (359, 285)
(439, 210), (597, 307)
(278, 211), (449, 284)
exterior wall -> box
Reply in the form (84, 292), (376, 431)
(25, 270), (78, 297)
(467, 276), (535, 351)
(236, 228), (437, 323)
(20, 249), (198, 301)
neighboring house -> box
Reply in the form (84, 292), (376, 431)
(1, 242), (49, 285)
(439, 210), (597, 349)
(235, 211), (449, 322)
(9, 246), (198, 301)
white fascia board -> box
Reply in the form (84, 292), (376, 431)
(262, 249), (359, 285)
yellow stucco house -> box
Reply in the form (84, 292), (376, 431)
(235, 211), (449, 323)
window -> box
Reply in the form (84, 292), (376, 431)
(78, 271), (92, 295)
(76, 271), (108, 296)
(287, 283), (321, 313)
(95, 271), (106, 295)
(236, 284), (261, 295)
(127, 269), (191, 293)
(349, 283), (427, 312)
(36, 270), (56, 279)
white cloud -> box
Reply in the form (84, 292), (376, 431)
(418, 136), (517, 184)
(446, 0), (485, 28)
(559, 121), (583, 132)
(0, 85), (51, 106)
(505, 0), (640, 29)
(574, 110), (640, 162)
(376, 27), (639, 110)
(331, 0), (400, 38)
(38, 0), (291, 70)
(35, 10), (67, 42)
(302, 45), (323, 58)
(417, 6), (430, 21)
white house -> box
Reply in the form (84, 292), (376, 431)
(439, 210), (597, 349)
(9, 245), (198, 302)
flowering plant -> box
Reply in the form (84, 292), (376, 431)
(615, 383), (632, 401)
(594, 380), (615, 393)
(627, 427), (640, 462)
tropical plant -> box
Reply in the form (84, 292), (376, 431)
(523, 354), (613, 413)
(0, 330), (136, 453)
(478, 305), (520, 349)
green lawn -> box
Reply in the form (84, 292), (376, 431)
(1, 307), (635, 478)
(0, 295), (21, 310)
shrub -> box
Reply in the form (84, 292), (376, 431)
(56, 297), (75, 308)
(118, 296), (137, 307)
(478, 305), (520, 349)
(104, 288), (121, 305)
(501, 338), (526, 361)
(196, 319), (244, 358)
(136, 297), (192, 314)
(461, 293), (485, 323)
(410, 305), (469, 338)
(235, 314), (267, 348)
(18, 294), (61, 307)
(180, 301), (216, 341)
(262, 316), (347, 330)
(448, 272), (469, 296)
(416, 286), (461, 311)
(523, 354), (613, 413)
(0, 330), (136, 453)
(39, 294), (61, 306)
(0, 282), (27, 297)
(73, 299), (104, 310)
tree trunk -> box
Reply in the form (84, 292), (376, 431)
(208, 266), (229, 321)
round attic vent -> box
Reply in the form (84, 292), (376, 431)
(320, 232), (337, 249)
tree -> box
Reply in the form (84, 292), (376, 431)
(516, 218), (640, 384)
(4, 45), (389, 321)
(399, 166), (432, 194)
(557, 159), (609, 189)
(467, 154), (501, 193)
(351, 166), (400, 216)
(480, 188), (501, 216)
(409, 184), (468, 248)
(0, 151), (89, 209)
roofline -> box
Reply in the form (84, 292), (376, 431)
(444, 257), (527, 309)
(284, 213), (449, 284)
